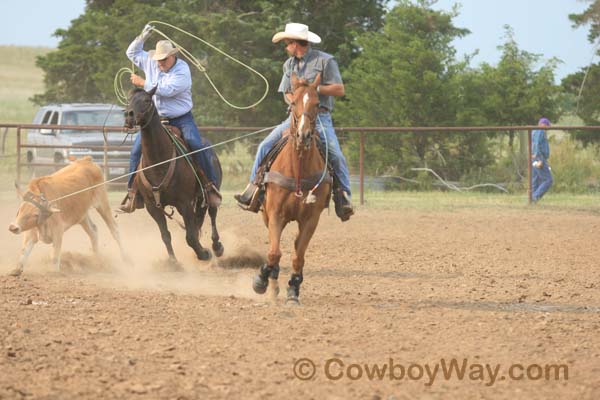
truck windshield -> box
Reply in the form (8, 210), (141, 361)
(62, 110), (124, 133)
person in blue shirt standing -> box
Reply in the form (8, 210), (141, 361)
(119, 25), (221, 213)
(531, 117), (553, 202)
(234, 23), (354, 221)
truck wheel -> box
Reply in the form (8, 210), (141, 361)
(53, 153), (65, 172)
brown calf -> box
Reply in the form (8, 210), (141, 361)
(8, 156), (127, 276)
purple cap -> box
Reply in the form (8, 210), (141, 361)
(538, 117), (551, 126)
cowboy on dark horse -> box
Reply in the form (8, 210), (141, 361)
(234, 23), (354, 221)
(119, 24), (221, 212)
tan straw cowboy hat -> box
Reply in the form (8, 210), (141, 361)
(149, 40), (179, 61)
(272, 23), (321, 44)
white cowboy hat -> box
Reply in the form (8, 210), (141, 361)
(149, 40), (179, 61)
(272, 23), (321, 44)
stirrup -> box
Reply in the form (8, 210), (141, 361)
(116, 191), (136, 214)
(235, 183), (261, 213)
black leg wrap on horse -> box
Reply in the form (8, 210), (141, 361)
(269, 265), (280, 280)
(287, 273), (303, 298)
(253, 264), (273, 294)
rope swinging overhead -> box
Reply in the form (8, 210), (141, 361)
(114, 20), (269, 109)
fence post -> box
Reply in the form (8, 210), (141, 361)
(103, 127), (109, 181)
(527, 129), (532, 204)
(1, 127), (8, 155)
(359, 132), (365, 205)
(16, 126), (21, 184)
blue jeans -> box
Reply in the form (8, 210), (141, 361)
(249, 113), (351, 196)
(532, 159), (553, 201)
(128, 112), (217, 187)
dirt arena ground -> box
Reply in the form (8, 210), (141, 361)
(1, 195), (599, 399)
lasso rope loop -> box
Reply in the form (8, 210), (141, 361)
(114, 21), (269, 109)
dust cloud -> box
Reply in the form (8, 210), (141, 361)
(0, 198), (266, 299)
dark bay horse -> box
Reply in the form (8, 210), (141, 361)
(252, 74), (331, 304)
(125, 87), (223, 265)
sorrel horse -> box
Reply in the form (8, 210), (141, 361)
(125, 87), (223, 265)
(252, 73), (332, 304)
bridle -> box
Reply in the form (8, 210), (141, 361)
(126, 91), (157, 131)
(288, 85), (320, 197)
(289, 87), (318, 149)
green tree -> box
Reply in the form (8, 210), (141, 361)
(33, 0), (387, 130)
(562, 1), (600, 142)
(569, 0), (600, 40)
(562, 65), (600, 144)
(476, 27), (561, 143)
(452, 26), (561, 184)
(336, 0), (480, 180)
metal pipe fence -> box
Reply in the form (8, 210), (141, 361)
(2, 123), (599, 203)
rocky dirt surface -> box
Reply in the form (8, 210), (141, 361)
(1, 199), (599, 399)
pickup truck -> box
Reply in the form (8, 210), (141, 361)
(26, 103), (132, 180)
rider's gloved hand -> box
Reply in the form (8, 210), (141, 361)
(140, 24), (154, 41)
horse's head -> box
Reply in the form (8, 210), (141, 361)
(124, 87), (157, 129)
(290, 73), (321, 150)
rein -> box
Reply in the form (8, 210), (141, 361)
(289, 100), (326, 202)
(295, 154), (303, 198)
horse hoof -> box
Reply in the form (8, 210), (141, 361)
(8, 267), (23, 277)
(286, 296), (300, 306)
(212, 242), (224, 258)
(197, 249), (212, 261)
(168, 259), (184, 272)
(253, 275), (268, 294)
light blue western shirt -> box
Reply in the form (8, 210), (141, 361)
(126, 37), (193, 119)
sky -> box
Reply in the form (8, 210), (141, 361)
(0, 0), (86, 47)
(0, 0), (595, 81)
(433, 0), (595, 80)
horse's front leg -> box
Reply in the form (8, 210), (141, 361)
(287, 214), (321, 305)
(253, 217), (285, 299)
(146, 204), (178, 265)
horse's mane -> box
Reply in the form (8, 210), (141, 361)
(294, 79), (311, 88)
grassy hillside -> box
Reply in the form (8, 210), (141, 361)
(0, 45), (52, 124)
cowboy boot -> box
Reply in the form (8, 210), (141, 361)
(234, 183), (261, 212)
(333, 188), (354, 222)
(330, 172), (354, 222)
(117, 189), (136, 214)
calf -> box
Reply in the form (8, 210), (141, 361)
(8, 157), (127, 276)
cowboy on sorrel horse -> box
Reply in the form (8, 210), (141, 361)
(252, 74), (332, 304)
(124, 87), (224, 265)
